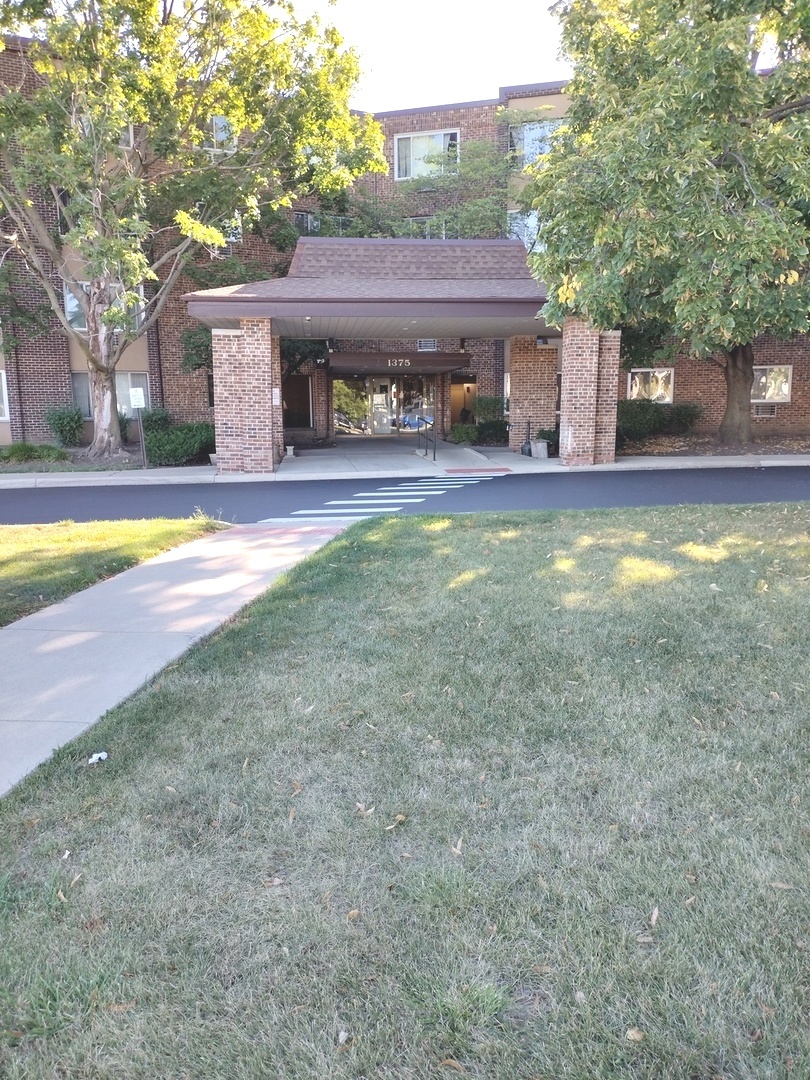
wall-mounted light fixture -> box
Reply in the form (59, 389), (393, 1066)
(326, 338), (335, 353)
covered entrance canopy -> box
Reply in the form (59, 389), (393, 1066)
(185, 237), (551, 341)
(183, 238), (620, 472)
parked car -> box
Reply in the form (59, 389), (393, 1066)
(334, 410), (367, 433)
(400, 408), (434, 429)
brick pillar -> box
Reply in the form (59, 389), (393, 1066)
(507, 337), (558, 451)
(212, 320), (283, 473)
(594, 329), (621, 463)
(436, 373), (451, 437)
(559, 318), (621, 466)
(311, 365), (330, 438)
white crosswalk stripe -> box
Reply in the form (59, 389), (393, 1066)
(276, 472), (507, 521)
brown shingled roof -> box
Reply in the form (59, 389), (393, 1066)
(287, 237), (536, 280)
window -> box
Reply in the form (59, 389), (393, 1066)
(395, 129), (459, 180)
(417, 339), (437, 352)
(752, 365), (791, 403)
(628, 368), (674, 403)
(222, 212), (243, 251)
(294, 211), (321, 235)
(293, 211), (352, 236)
(204, 115), (236, 155)
(64, 282), (144, 333)
(119, 124), (134, 149)
(507, 210), (539, 251)
(508, 119), (562, 163)
(0, 370), (8, 422)
(72, 371), (149, 420)
(405, 216), (455, 239)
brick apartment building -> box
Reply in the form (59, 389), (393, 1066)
(2, 33), (809, 464)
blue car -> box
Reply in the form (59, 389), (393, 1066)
(400, 411), (433, 429)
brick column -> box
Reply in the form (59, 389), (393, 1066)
(594, 329), (621, 463)
(559, 318), (621, 466)
(436, 373), (451, 437)
(310, 365), (330, 438)
(507, 337), (558, 451)
(212, 319), (283, 473)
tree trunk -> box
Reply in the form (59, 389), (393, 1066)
(87, 366), (122, 458)
(718, 343), (754, 445)
(86, 282), (123, 459)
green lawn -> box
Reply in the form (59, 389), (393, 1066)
(0, 516), (224, 627)
(1, 504), (808, 1078)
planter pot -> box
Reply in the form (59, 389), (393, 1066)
(209, 453), (218, 466)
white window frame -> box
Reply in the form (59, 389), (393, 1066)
(119, 123), (135, 149)
(751, 364), (792, 403)
(417, 339), (438, 352)
(0, 370), (8, 422)
(64, 282), (145, 334)
(627, 368), (674, 403)
(395, 129), (459, 181)
(71, 370), (150, 420)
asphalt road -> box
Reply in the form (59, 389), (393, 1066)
(1, 466), (809, 525)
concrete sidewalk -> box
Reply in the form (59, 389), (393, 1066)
(1, 442), (809, 487)
(0, 522), (347, 797)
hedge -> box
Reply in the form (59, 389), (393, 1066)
(144, 422), (215, 466)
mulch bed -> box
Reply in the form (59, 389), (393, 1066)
(618, 432), (810, 457)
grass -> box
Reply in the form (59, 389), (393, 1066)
(0, 503), (808, 1078)
(0, 443), (70, 466)
(0, 515), (225, 627)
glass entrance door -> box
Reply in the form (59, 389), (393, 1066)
(368, 378), (395, 435)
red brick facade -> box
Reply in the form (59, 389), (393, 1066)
(559, 319), (621, 466)
(212, 322), (284, 473)
(617, 336), (810, 435)
(508, 338), (558, 450)
(5, 39), (810, 458)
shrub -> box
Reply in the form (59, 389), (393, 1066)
(475, 419), (508, 444)
(448, 423), (479, 444)
(474, 395), (507, 423)
(662, 403), (703, 434)
(44, 405), (84, 447)
(616, 399), (703, 447)
(145, 422), (215, 466)
(0, 442), (69, 463)
(118, 410), (131, 443)
(616, 399), (664, 443)
(140, 407), (173, 434)
(535, 427), (560, 456)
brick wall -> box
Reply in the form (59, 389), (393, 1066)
(618, 337), (810, 435)
(357, 103), (501, 205)
(212, 320), (283, 473)
(559, 319), (620, 466)
(508, 338), (558, 450)
(154, 238), (292, 425)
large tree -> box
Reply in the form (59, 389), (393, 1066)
(0, 0), (384, 456)
(527, 0), (810, 443)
